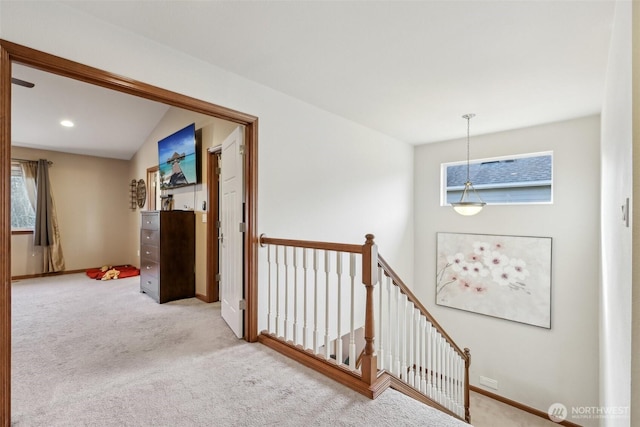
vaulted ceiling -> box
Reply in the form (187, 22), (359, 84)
(11, 1), (616, 159)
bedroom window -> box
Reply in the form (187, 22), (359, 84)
(11, 162), (36, 231)
(441, 151), (553, 206)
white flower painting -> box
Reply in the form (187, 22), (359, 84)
(436, 232), (552, 328)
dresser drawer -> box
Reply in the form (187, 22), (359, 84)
(140, 258), (159, 278)
(140, 244), (159, 261)
(141, 213), (160, 230)
(141, 229), (159, 244)
(140, 275), (159, 301)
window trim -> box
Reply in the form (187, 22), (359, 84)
(441, 151), (554, 206)
(11, 229), (33, 235)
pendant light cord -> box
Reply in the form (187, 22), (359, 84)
(465, 115), (471, 182)
(462, 113), (475, 183)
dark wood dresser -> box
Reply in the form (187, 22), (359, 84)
(140, 210), (195, 303)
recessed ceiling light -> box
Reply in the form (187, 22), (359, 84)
(60, 120), (74, 128)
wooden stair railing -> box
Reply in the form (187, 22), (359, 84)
(258, 234), (470, 423)
(377, 255), (471, 422)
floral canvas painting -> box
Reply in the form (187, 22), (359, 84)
(436, 232), (552, 328)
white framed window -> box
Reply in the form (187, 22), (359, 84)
(441, 151), (553, 206)
(11, 162), (36, 230)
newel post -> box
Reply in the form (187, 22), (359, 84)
(361, 234), (378, 385)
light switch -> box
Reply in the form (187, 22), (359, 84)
(202, 213), (207, 223)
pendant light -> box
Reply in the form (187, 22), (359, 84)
(451, 114), (486, 216)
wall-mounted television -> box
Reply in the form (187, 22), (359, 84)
(158, 123), (199, 190)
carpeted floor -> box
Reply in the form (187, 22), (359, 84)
(11, 274), (469, 427)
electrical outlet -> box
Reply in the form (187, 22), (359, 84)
(479, 375), (498, 390)
(137, 249), (140, 257)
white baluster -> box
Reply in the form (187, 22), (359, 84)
(453, 347), (459, 409)
(349, 253), (356, 371)
(324, 250), (331, 360)
(445, 339), (450, 405)
(394, 285), (401, 377)
(420, 313), (429, 394)
(444, 341), (453, 409)
(442, 342), (448, 405)
(303, 248), (309, 350)
(436, 333), (443, 403)
(275, 245), (280, 337)
(407, 301), (414, 387)
(459, 353), (464, 413)
(387, 276), (393, 372)
(267, 244), (272, 333)
(433, 330), (439, 402)
(400, 292), (407, 382)
(452, 347), (457, 408)
(413, 307), (420, 389)
(377, 267), (384, 371)
(284, 246), (289, 342)
(335, 251), (343, 365)
(452, 350), (457, 412)
(292, 247), (298, 345)
(313, 249), (319, 354)
(426, 321), (432, 397)
(443, 338), (448, 404)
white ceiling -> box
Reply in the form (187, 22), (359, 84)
(12, 1), (616, 158)
(11, 64), (170, 160)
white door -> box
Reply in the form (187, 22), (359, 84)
(220, 126), (244, 338)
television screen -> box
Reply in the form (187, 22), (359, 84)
(158, 123), (198, 190)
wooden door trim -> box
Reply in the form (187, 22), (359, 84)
(0, 39), (260, 426)
(146, 165), (159, 211)
(0, 42), (12, 427)
(206, 148), (222, 303)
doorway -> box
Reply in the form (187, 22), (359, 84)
(204, 128), (246, 338)
(0, 39), (259, 424)
(205, 148), (221, 303)
(146, 166), (160, 211)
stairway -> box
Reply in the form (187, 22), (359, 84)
(258, 234), (470, 423)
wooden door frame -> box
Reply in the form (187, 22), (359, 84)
(146, 166), (159, 211)
(205, 148), (222, 303)
(0, 40), (259, 425)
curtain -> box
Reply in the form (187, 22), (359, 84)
(33, 159), (65, 272)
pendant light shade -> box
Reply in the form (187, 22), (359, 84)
(451, 114), (485, 216)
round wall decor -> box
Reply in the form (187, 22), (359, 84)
(136, 179), (147, 208)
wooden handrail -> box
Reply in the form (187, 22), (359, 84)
(259, 235), (363, 254)
(377, 255), (469, 361)
(258, 233), (469, 422)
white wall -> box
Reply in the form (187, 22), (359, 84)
(128, 106), (239, 297)
(414, 116), (600, 426)
(600, 1), (632, 425)
(1, 2), (414, 299)
(11, 147), (131, 276)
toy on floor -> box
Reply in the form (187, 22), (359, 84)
(101, 268), (120, 280)
(86, 265), (141, 280)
